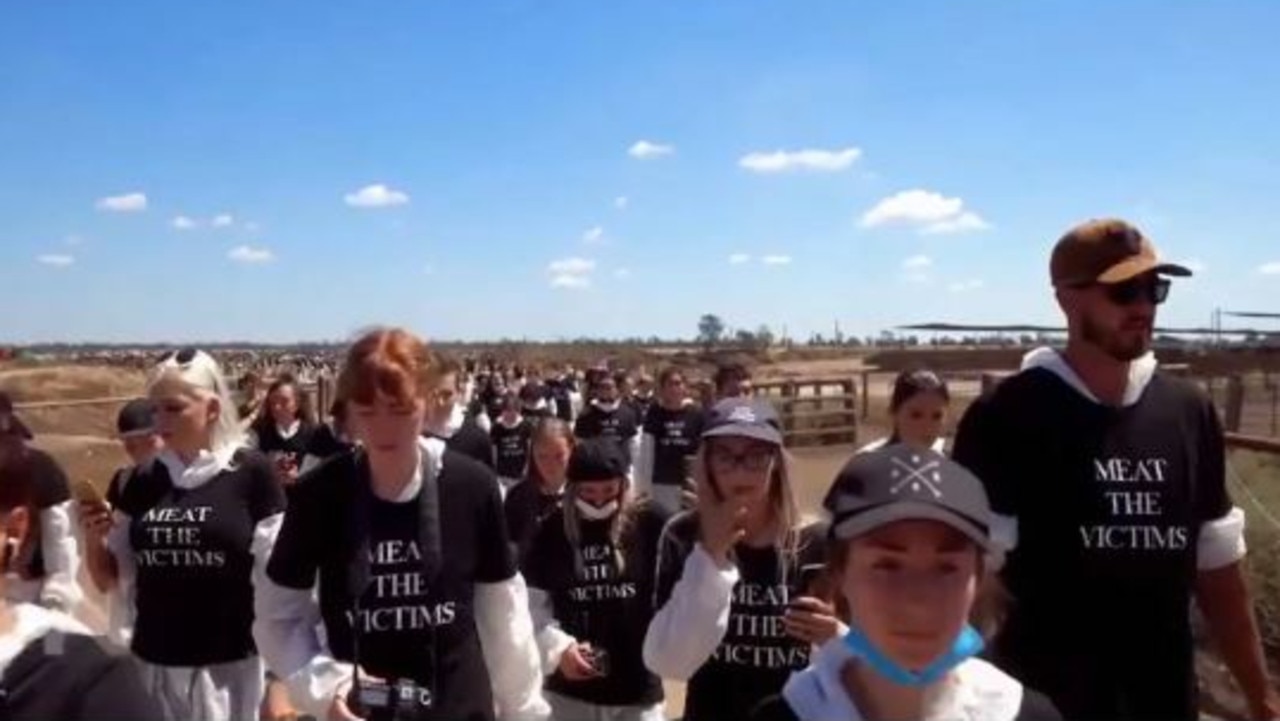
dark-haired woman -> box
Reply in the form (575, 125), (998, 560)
(249, 375), (317, 492)
(505, 418), (574, 561)
(750, 446), (1060, 721)
(858, 368), (950, 455)
(524, 439), (669, 720)
(492, 393), (533, 498)
(643, 398), (829, 721)
(0, 453), (168, 719)
(256, 328), (548, 721)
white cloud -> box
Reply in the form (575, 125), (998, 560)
(859, 189), (989, 234)
(904, 272), (931, 285)
(613, 268), (632, 279)
(948, 279), (986, 292)
(95, 192), (147, 213)
(550, 274), (591, 289)
(64, 234), (83, 246)
(244, 221), (262, 233)
(344, 183), (410, 208)
(1259, 262), (1280, 275)
(902, 254), (933, 269)
(171, 215), (198, 230)
(761, 254), (792, 266)
(628, 140), (675, 160)
(582, 226), (605, 244)
(739, 147), (862, 174)
(211, 213), (234, 228)
(36, 253), (75, 267)
(228, 245), (275, 264)
(614, 196), (629, 210)
(548, 257), (595, 275)
(728, 253), (752, 265)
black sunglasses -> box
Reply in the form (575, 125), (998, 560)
(158, 347), (200, 365)
(1077, 277), (1170, 306)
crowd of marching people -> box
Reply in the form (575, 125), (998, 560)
(0, 218), (1278, 720)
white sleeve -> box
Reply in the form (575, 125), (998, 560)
(298, 454), (323, 476)
(569, 392), (583, 422)
(527, 586), (577, 677)
(1198, 506), (1247, 571)
(252, 516), (354, 720)
(476, 412), (492, 434)
(38, 501), (84, 612)
(642, 543), (738, 681)
(105, 510), (137, 626)
(475, 575), (551, 721)
(634, 433), (656, 498)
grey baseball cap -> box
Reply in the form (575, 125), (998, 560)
(701, 397), (783, 447)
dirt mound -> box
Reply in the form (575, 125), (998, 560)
(0, 365), (147, 438)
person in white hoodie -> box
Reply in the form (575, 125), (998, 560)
(952, 218), (1279, 721)
(856, 368), (950, 455)
(86, 348), (286, 721)
(255, 328), (548, 721)
(751, 444), (1061, 721)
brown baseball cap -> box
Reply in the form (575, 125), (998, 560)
(1050, 218), (1192, 287)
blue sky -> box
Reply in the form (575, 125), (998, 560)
(2, 1), (1278, 344)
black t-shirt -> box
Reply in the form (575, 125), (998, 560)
(106, 467), (129, 509)
(546, 384), (573, 422)
(503, 479), (563, 564)
(574, 405), (640, 462)
(643, 404), (705, 487)
(267, 448), (516, 721)
(523, 505), (669, 707)
(951, 368), (1228, 721)
(255, 420), (318, 470)
(19, 448), (71, 579)
(654, 514), (827, 721)
(628, 395), (654, 425)
(305, 423), (353, 463)
(0, 631), (168, 720)
(118, 451), (286, 666)
(490, 420), (532, 480)
(428, 422), (495, 471)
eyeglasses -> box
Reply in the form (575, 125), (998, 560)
(708, 447), (775, 472)
(1076, 276), (1170, 306)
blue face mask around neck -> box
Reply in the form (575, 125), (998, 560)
(841, 623), (985, 687)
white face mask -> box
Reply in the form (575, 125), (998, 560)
(574, 497), (619, 521)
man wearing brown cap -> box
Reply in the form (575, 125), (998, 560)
(953, 219), (1278, 720)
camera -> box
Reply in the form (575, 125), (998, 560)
(348, 678), (432, 721)
(583, 646), (611, 677)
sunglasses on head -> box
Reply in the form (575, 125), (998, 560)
(158, 347), (201, 365)
(1076, 276), (1171, 306)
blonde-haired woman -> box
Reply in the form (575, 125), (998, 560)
(523, 438), (670, 720)
(643, 398), (830, 721)
(83, 347), (286, 720)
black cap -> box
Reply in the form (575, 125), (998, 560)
(823, 444), (994, 550)
(701, 397), (783, 446)
(116, 398), (157, 438)
(567, 439), (628, 483)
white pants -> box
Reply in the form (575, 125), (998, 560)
(137, 654), (264, 721)
(547, 691), (667, 721)
(649, 485), (686, 517)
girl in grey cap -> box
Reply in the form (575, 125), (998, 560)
(751, 445), (1060, 721)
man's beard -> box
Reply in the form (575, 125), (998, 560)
(1081, 312), (1151, 362)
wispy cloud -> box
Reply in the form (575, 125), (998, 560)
(551, 274), (591, 289)
(613, 268), (632, 279)
(902, 254), (932, 269)
(36, 253), (75, 267)
(548, 256), (595, 289)
(95, 192), (147, 213)
(948, 279), (986, 292)
(172, 215), (197, 230)
(228, 245), (275, 264)
(344, 183), (410, 208)
(582, 226), (605, 244)
(728, 253), (752, 265)
(860, 189), (989, 235)
(1259, 261), (1280, 275)
(739, 147), (862, 174)
(614, 196), (629, 210)
(761, 254), (792, 266)
(628, 140), (675, 160)
(211, 213), (234, 228)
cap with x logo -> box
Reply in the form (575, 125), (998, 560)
(822, 444), (994, 551)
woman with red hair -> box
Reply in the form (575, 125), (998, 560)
(256, 327), (549, 721)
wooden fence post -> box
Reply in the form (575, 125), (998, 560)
(860, 371), (870, 421)
(1223, 374), (1245, 433)
(844, 377), (859, 445)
